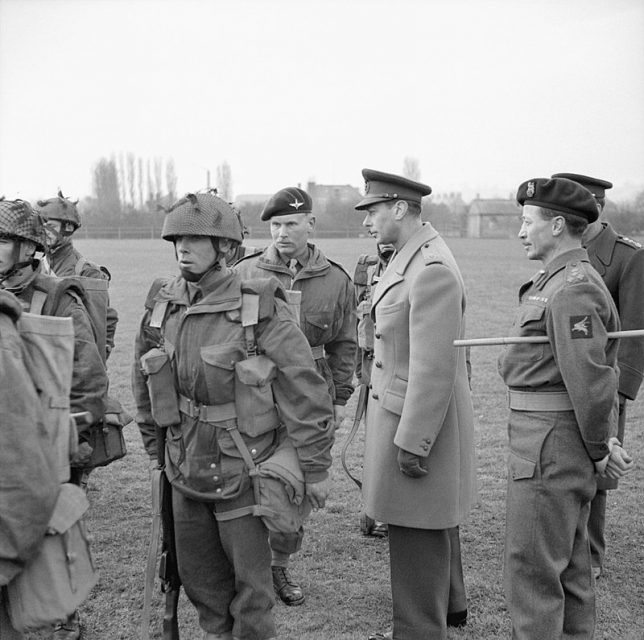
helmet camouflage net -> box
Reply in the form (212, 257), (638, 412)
(35, 190), (81, 229)
(161, 191), (244, 243)
(0, 198), (46, 251)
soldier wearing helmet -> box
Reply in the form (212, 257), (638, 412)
(35, 191), (119, 360)
(0, 199), (107, 637)
(132, 191), (334, 640)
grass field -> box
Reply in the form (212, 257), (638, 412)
(26, 235), (644, 639)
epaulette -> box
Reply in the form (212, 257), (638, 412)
(420, 243), (445, 266)
(241, 277), (286, 320)
(617, 235), (642, 250)
(353, 254), (378, 284)
(327, 256), (352, 280)
(144, 277), (173, 310)
(564, 261), (588, 284)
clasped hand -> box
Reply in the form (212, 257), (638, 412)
(398, 448), (428, 478)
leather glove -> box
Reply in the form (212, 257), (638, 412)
(71, 441), (93, 467)
(397, 448), (428, 478)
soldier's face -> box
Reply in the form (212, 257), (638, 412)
(362, 202), (398, 246)
(174, 235), (218, 281)
(43, 220), (63, 247)
(518, 205), (557, 262)
(0, 237), (17, 274)
(270, 213), (313, 259)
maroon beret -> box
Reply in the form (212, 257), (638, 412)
(516, 177), (599, 223)
(260, 187), (313, 221)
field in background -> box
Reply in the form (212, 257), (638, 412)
(27, 236), (644, 639)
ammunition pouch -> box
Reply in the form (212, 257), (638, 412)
(140, 347), (180, 428)
(357, 299), (374, 351)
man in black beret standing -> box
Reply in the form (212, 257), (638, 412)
(498, 177), (634, 639)
(235, 186), (356, 606)
(552, 172), (644, 580)
(355, 169), (476, 640)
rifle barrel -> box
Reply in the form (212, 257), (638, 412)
(454, 329), (644, 348)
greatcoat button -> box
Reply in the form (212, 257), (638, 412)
(375, 361), (382, 368)
(372, 393), (379, 400)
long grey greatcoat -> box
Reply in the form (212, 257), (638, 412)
(363, 223), (477, 529)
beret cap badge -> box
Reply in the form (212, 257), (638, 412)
(289, 198), (304, 210)
(526, 181), (536, 198)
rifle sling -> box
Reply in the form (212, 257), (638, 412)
(340, 383), (368, 490)
(141, 467), (163, 640)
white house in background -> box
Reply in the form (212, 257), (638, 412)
(467, 198), (521, 238)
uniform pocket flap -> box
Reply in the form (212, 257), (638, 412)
(508, 453), (536, 480)
(235, 355), (276, 386)
(140, 348), (169, 375)
(306, 313), (331, 330)
(200, 346), (239, 370)
(520, 304), (545, 326)
(47, 483), (89, 534)
(381, 389), (405, 416)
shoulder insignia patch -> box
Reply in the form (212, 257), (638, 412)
(565, 262), (587, 284)
(570, 315), (593, 339)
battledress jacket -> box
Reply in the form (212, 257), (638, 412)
(498, 248), (620, 462)
(0, 294), (59, 585)
(234, 243), (357, 406)
(362, 223), (477, 530)
(132, 267), (335, 502)
(584, 222), (644, 401)
(48, 242), (119, 357)
(8, 269), (107, 433)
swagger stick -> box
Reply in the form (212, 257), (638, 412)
(454, 329), (644, 347)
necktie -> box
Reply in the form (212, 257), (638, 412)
(289, 259), (299, 278)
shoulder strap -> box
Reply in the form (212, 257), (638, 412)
(74, 258), (88, 276)
(241, 292), (260, 357)
(30, 289), (48, 315)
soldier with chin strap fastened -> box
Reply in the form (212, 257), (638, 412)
(133, 191), (335, 640)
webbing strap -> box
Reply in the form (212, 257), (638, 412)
(150, 301), (169, 329)
(29, 289), (48, 315)
(241, 292), (259, 357)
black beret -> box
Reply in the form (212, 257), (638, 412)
(355, 169), (432, 210)
(260, 187), (313, 221)
(551, 173), (613, 200)
(516, 177), (599, 223)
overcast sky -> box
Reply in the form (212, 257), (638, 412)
(1, 0), (643, 203)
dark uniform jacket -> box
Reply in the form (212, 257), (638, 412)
(584, 222), (644, 400)
(132, 267), (335, 501)
(48, 242), (119, 358)
(498, 248), (620, 462)
(235, 243), (357, 406)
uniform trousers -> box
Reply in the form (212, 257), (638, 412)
(587, 402), (626, 570)
(388, 525), (450, 640)
(0, 588), (22, 640)
(172, 487), (276, 640)
(505, 409), (597, 640)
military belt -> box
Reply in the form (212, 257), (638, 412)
(178, 395), (237, 422)
(310, 345), (325, 359)
(508, 390), (573, 412)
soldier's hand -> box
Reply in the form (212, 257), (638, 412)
(333, 404), (346, 430)
(604, 445), (634, 479)
(397, 448), (428, 478)
(305, 478), (330, 510)
(71, 441), (93, 466)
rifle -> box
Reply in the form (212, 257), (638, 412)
(340, 383), (369, 489)
(454, 328), (644, 347)
(141, 426), (181, 640)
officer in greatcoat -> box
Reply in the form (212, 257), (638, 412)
(498, 177), (634, 639)
(552, 172), (644, 578)
(356, 169), (477, 640)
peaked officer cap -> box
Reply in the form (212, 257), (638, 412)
(516, 177), (599, 223)
(260, 187), (313, 221)
(551, 173), (613, 200)
(355, 169), (432, 210)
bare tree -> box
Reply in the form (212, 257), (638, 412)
(117, 152), (127, 208)
(92, 156), (122, 218)
(403, 156), (421, 181)
(166, 158), (178, 204)
(147, 158), (154, 207)
(137, 157), (144, 210)
(217, 161), (233, 201)
(126, 152), (136, 209)
(154, 157), (164, 202)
